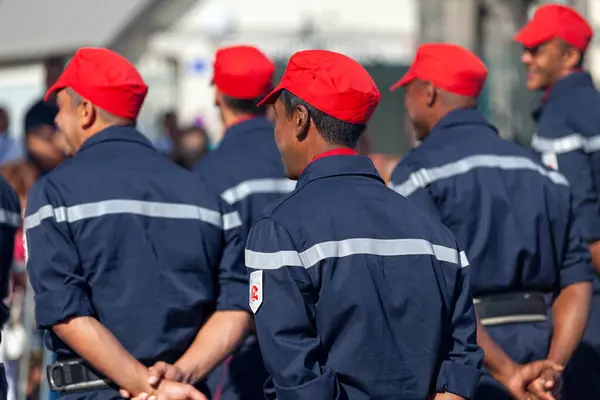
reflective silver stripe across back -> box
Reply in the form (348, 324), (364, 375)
(245, 238), (469, 270)
(24, 199), (240, 231)
(221, 178), (296, 205)
(531, 133), (600, 154)
(392, 154), (568, 197)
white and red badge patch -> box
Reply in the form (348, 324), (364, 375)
(542, 152), (559, 171)
(249, 270), (263, 314)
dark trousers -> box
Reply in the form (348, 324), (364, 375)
(0, 363), (7, 400)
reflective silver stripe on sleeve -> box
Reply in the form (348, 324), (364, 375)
(24, 199), (240, 231)
(221, 178), (296, 205)
(391, 154), (568, 197)
(223, 211), (243, 230)
(0, 208), (21, 228)
(245, 238), (468, 270)
(531, 133), (600, 154)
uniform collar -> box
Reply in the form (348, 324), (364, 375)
(296, 153), (384, 190)
(532, 71), (593, 121)
(545, 71), (594, 104)
(428, 108), (496, 138)
(79, 125), (153, 153)
(311, 147), (357, 162)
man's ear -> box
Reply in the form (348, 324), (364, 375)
(79, 99), (97, 129)
(214, 90), (223, 108)
(425, 82), (437, 107)
(564, 46), (582, 70)
(294, 104), (310, 141)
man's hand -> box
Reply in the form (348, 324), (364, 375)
(129, 381), (207, 400)
(120, 362), (189, 398)
(527, 365), (563, 400)
(502, 360), (563, 400)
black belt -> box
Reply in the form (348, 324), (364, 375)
(474, 292), (548, 326)
(47, 358), (111, 393)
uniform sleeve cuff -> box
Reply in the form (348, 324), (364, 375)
(579, 218), (600, 243)
(34, 286), (95, 329)
(216, 283), (251, 313)
(436, 360), (482, 399)
(560, 263), (595, 288)
(271, 368), (342, 400)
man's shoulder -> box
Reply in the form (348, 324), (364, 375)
(544, 86), (600, 122)
(254, 185), (300, 221)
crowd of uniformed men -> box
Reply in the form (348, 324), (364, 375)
(0, 3), (597, 400)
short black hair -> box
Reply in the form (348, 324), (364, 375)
(222, 95), (267, 116)
(279, 90), (366, 148)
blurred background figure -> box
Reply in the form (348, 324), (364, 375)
(22, 57), (66, 176)
(0, 157), (41, 400)
(22, 126), (66, 176)
(0, 108), (23, 165)
(23, 58), (62, 140)
(171, 125), (210, 169)
(153, 111), (182, 154)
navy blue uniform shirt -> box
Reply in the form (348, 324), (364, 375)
(0, 177), (20, 325)
(246, 154), (483, 400)
(390, 108), (593, 363)
(529, 71), (600, 400)
(194, 117), (292, 399)
(531, 72), (600, 243)
(194, 117), (294, 237)
(24, 126), (248, 399)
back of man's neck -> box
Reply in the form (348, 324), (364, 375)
(223, 112), (256, 128)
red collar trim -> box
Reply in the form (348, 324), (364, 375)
(311, 148), (358, 162)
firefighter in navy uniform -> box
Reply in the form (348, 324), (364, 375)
(0, 177), (20, 400)
(191, 45), (292, 400)
(514, 4), (600, 398)
(24, 48), (253, 400)
(389, 43), (592, 400)
(245, 49), (484, 400)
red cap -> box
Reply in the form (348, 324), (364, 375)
(514, 4), (593, 51)
(45, 47), (148, 120)
(259, 50), (380, 125)
(212, 45), (275, 99)
(390, 43), (488, 97)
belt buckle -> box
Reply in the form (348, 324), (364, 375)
(47, 361), (68, 392)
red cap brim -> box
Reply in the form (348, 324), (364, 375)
(389, 70), (416, 92)
(513, 21), (550, 48)
(257, 84), (284, 106)
(44, 75), (69, 101)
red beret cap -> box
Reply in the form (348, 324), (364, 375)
(212, 45), (275, 99)
(514, 4), (593, 52)
(259, 50), (380, 125)
(390, 43), (488, 97)
(45, 47), (148, 120)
